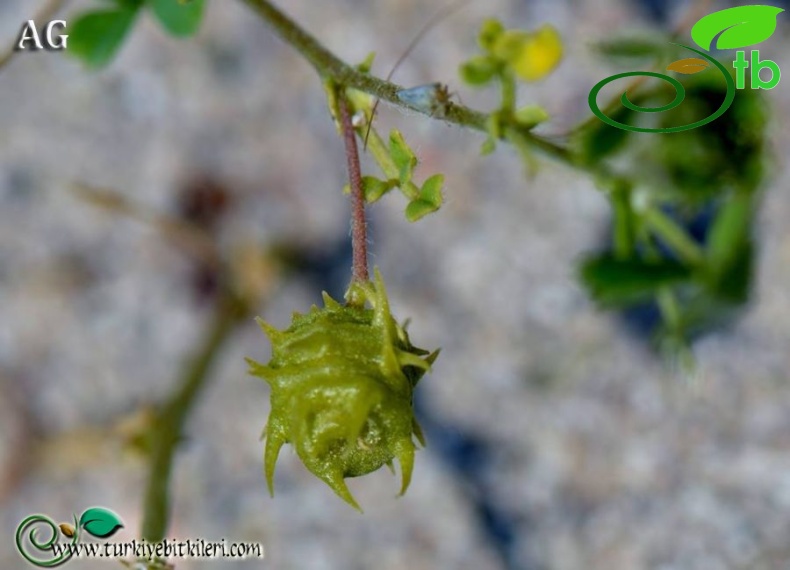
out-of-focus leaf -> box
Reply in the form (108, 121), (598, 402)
(579, 254), (692, 306)
(707, 194), (752, 271)
(705, 194), (754, 302)
(480, 137), (497, 156)
(357, 52), (376, 74)
(148, 0), (205, 37)
(478, 18), (504, 52)
(459, 55), (498, 86)
(68, 7), (139, 68)
(514, 105), (550, 128)
(577, 105), (634, 163)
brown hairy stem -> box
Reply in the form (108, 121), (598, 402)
(337, 94), (370, 284)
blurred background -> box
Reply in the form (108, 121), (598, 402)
(1, 0), (790, 568)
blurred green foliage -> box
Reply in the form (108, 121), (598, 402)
(576, 66), (767, 347)
(69, 0), (205, 68)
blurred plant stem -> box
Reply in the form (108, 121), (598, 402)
(141, 291), (251, 542)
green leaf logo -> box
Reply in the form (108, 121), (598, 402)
(691, 5), (784, 51)
(78, 507), (124, 539)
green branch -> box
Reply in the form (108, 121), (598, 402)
(642, 207), (706, 266)
(141, 292), (249, 542)
(238, 0), (575, 166)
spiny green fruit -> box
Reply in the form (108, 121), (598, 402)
(247, 269), (438, 511)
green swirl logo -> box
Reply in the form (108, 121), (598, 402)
(15, 507), (124, 567)
(15, 515), (78, 568)
(588, 5), (784, 133)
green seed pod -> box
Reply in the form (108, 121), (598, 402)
(247, 269), (438, 511)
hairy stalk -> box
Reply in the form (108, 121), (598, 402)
(141, 292), (249, 542)
(337, 93), (370, 286)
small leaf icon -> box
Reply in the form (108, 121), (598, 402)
(666, 58), (710, 74)
(78, 507), (124, 539)
(691, 5), (784, 51)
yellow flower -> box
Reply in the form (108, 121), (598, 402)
(509, 25), (563, 82)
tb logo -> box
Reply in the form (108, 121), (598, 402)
(16, 20), (69, 51)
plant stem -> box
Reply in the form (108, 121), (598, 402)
(500, 70), (517, 116)
(141, 292), (248, 542)
(642, 207), (706, 267)
(611, 182), (635, 259)
(337, 94), (370, 285)
(240, 0), (707, 283)
(238, 0), (573, 166)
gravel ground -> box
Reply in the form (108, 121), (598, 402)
(1, 1), (790, 569)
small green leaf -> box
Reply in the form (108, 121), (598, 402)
(478, 18), (504, 52)
(419, 174), (444, 206)
(361, 176), (394, 203)
(148, 0), (205, 37)
(492, 29), (528, 62)
(68, 8), (139, 68)
(79, 507), (124, 539)
(357, 52), (376, 74)
(459, 55), (498, 86)
(343, 177), (393, 201)
(691, 5), (784, 51)
(405, 199), (438, 222)
(579, 254), (692, 307)
(389, 130), (417, 186)
(480, 137), (497, 156)
(514, 105), (550, 128)
(405, 175), (443, 222)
